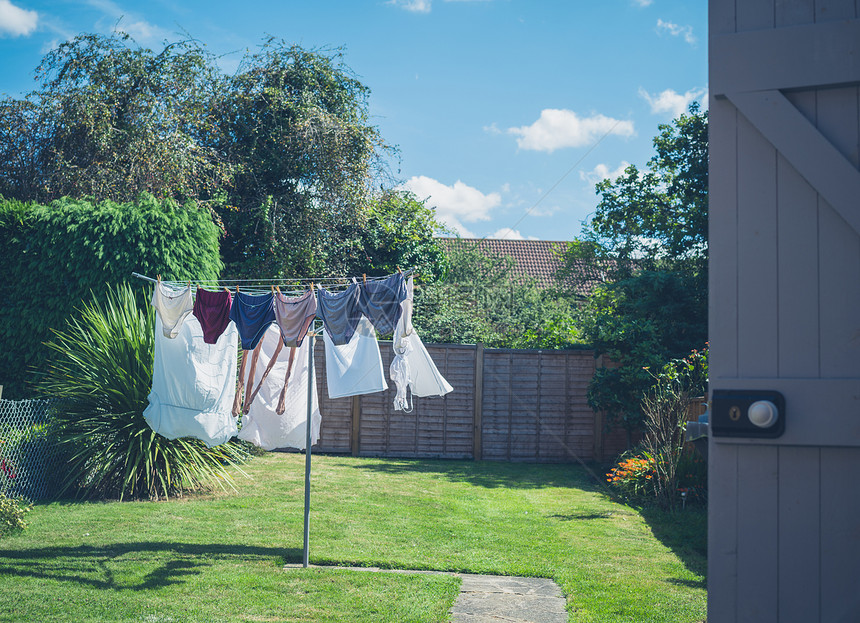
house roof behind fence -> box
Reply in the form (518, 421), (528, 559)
(436, 237), (612, 298)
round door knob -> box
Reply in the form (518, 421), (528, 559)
(748, 400), (778, 428)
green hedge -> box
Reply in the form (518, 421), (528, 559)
(0, 193), (222, 398)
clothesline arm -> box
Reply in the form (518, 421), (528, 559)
(130, 268), (416, 293)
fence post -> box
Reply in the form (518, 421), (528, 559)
(473, 343), (484, 460)
(351, 396), (361, 456)
(593, 355), (604, 462)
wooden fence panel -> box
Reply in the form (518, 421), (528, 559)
(311, 342), (626, 464)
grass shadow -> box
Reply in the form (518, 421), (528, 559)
(637, 504), (707, 578)
(548, 511), (616, 520)
(349, 457), (605, 491)
(0, 542), (301, 591)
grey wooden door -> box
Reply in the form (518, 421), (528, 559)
(709, 1), (860, 621)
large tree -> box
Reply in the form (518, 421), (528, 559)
(0, 33), (403, 280)
(213, 39), (388, 278)
(0, 33), (228, 204)
(566, 104), (709, 438)
(563, 102), (708, 274)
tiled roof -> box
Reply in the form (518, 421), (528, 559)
(436, 237), (612, 298)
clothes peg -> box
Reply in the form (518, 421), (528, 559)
(397, 266), (402, 274)
(271, 285), (275, 294)
(363, 273), (367, 284)
(224, 286), (230, 294)
(276, 285), (282, 295)
(157, 274), (162, 283)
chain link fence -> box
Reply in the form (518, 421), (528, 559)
(0, 397), (61, 502)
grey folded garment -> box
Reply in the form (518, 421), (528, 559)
(316, 282), (362, 346)
(275, 289), (318, 347)
(358, 272), (406, 335)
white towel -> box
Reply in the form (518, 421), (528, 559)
(238, 324), (322, 451)
(144, 315), (239, 447)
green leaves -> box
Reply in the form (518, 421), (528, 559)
(412, 248), (580, 349)
(214, 38), (388, 279)
(575, 102), (708, 270)
(0, 193), (222, 397)
(579, 269), (707, 434)
(563, 105), (709, 439)
(37, 283), (249, 501)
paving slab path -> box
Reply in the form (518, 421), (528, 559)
(283, 564), (568, 623)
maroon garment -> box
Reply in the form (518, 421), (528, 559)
(192, 288), (233, 345)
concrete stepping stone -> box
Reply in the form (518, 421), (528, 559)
(283, 565), (568, 623)
(451, 573), (567, 623)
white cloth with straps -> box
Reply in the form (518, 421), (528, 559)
(390, 276), (453, 411)
(238, 324), (321, 451)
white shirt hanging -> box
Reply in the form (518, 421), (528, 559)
(144, 315), (239, 447)
(323, 316), (388, 399)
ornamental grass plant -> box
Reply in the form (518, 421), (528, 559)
(38, 283), (249, 501)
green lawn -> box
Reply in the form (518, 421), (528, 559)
(0, 454), (706, 622)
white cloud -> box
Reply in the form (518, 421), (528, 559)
(487, 228), (539, 240)
(0, 0), (38, 37)
(656, 18), (696, 45)
(387, 0), (431, 12)
(580, 161), (631, 186)
(488, 228), (524, 240)
(388, 0), (492, 12)
(403, 175), (501, 237)
(507, 109), (635, 153)
(632, 0), (653, 6)
(483, 122), (502, 135)
(85, 0), (169, 43)
(638, 86), (707, 118)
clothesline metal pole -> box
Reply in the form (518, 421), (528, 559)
(302, 332), (315, 568)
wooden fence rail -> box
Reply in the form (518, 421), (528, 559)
(313, 341), (629, 463)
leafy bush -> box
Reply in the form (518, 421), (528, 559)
(581, 269), (707, 439)
(0, 193), (222, 397)
(413, 247), (581, 349)
(607, 347), (708, 509)
(38, 283), (249, 501)
(0, 493), (32, 535)
(606, 452), (656, 499)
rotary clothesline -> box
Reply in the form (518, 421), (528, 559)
(131, 267), (448, 569)
(131, 269), (416, 296)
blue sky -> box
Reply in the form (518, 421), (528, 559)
(0, 0), (707, 241)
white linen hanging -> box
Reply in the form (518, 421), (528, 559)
(238, 324), (321, 451)
(323, 316), (388, 399)
(144, 315), (239, 447)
